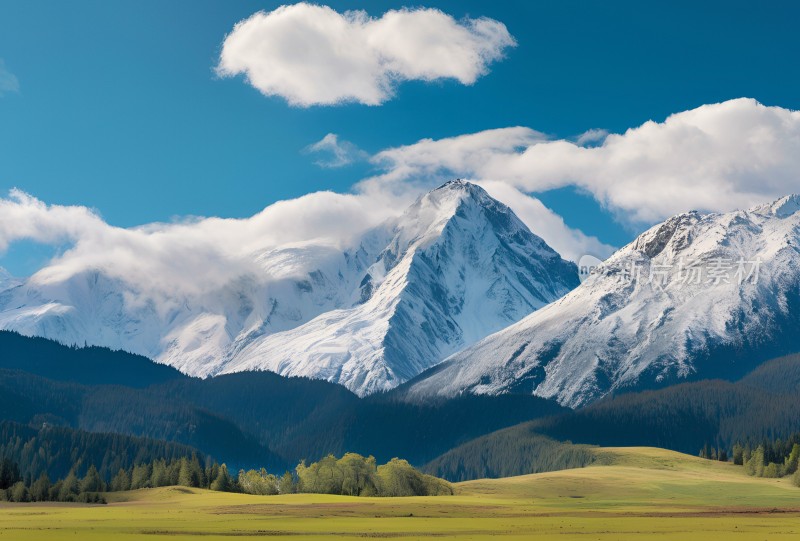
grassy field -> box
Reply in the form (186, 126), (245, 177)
(1, 447), (798, 540)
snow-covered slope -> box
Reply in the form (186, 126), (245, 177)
(0, 181), (578, 395)
(401, 195), (800, 407)
(221, 180), (579, 394)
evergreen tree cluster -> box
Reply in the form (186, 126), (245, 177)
(730, 433), (800, 483)
(0, 459), (105, 503)
(0, 330), (565, 472)
(424, 427), (596, 482)
(0, 451), (452, 502)
(0, 454), (235, 502)
(111, 455), (234, 492)
(0, 420), (203, 482)
(528, 371), (800, 458)
(698, 444), (728, 462)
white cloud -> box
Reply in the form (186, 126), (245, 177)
(305, 133), (367, 168)
(367, 127), (547, 186)
(8, 98), (797, 305)
(216, 3), (515, 106)
(0, 189), (399, 297)
(0, 59), (19, 96)
(366, 98), (800, 223)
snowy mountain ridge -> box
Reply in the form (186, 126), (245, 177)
(401, 193), (800, 407)
(0, 181), (579, 396)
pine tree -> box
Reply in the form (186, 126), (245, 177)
(785, 443), (800, 475)
(80, 465), (104, 493)
(131, 463), (152, 489)
(210, 464), (233, 492)
(150, 460), (169, 487)
(110, 468), (131, 492)
(190, 455), (205, 487)
(177, 458), (199, 487)
(29, 473), (51, 502)
(732, 443), (745, 465)
(58, 470), (80, 501)
(0, 458), (20, 490)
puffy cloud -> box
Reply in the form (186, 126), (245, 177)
(0, 190), (102, 251)
(216, 3), (515, 106)
(305, 133), (368, 168)
(367, 98), (800, 223)
(11, 98), (796, 298)
(0, 59), (19, 96)
(367, 127), (547, 187)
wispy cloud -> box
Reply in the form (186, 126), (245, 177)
(0, 59), (19, 96)
(216, 3), (515, 106)
(305, 133), (368, 168)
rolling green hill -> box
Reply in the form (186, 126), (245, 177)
(1, 447), (797, 540)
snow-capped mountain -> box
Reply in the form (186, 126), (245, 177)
(0, 181), (578, 395)
(221, 180), (579, 394)
(401, 194), (800, 407)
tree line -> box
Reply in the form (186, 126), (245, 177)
(0, 420), (204, 482)
(0, 452), (452, 503)
(0, 458), (107, 503)
(731, 433), (800, 485)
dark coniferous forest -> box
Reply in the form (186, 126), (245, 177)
(1, 331), (800, 485)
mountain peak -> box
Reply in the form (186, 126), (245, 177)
(426, 179), (490, 206)
(434, 178), (480, 193)
(751, 194), (800, 218)
(0, 179), (579, 398)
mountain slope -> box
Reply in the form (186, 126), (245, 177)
(0, 330), (184, 388)
(0, 332), (568, 469)
(402, 195), (800, 407)
(422, 354), (800, 481)
(221, 180), (578, 395)
(0, 181), (578, 395)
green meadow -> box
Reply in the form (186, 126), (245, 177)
(2, 447), (799, 540)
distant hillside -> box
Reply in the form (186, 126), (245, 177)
(533, 355), (800, 452)
(0, 420), (202, 481)
(424, 354), (800, 480)
(424, 428), (595, 482)
(0, 369), (286, 471)
(0, 333), (567, 469)
(0, 330), (185, 387)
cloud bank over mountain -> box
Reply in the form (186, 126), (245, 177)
(368, 99), (800, 223)
(217, 3), (515, 106)
(2, 99), (798, 306)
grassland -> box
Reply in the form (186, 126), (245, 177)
(1, 447), (798, 540)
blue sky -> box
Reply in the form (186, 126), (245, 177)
(1, 0), (800, 275)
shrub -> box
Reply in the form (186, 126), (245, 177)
(9, 482), (29, 502)
(238, 468), (279, 495)
(377, 458), (453, 497)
